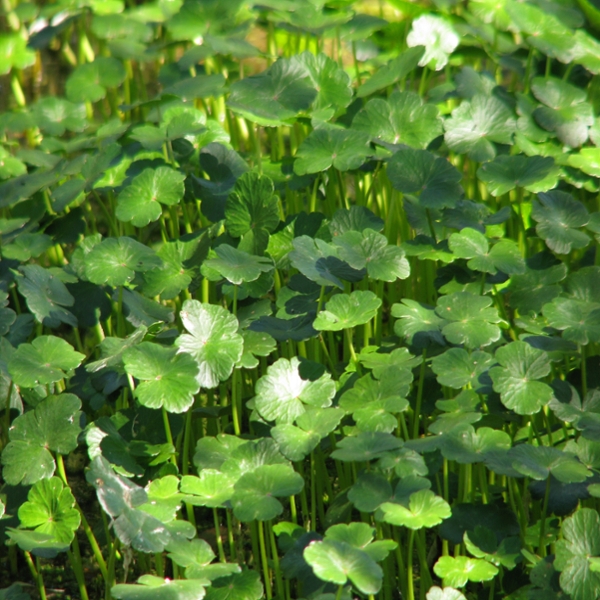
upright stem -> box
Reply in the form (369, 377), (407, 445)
(231, 369), (241, 436)
(213, 507), (226, 563)
(56, 454), (108, 580)
(268, 520), (285, 600)
(162, 406), (178, 467)
(68, 542), (90, 600)
(580, 345), (588, 399)
(226, 510), (237, 562)
(258, 520), (273, 600)
(23, 552), (46, 600)
(406, 529), (416, 600)
(537, 476), (552, 558)
(345, 328), (358, 365)
(310, 452), (317, 530)
(413, 349), (427, 439)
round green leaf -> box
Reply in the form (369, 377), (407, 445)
(180, 470), (236, 508)
(227, 58), (317, 127)
(568, 148), (600, 178)
(333, 230), (410, 282)
(238, 329), (276, 369)
(166, 537), (215, 570)
(31, 97), (87, 136)
(433, 556), (498, 588)
(14, 265), (77, 328)
(8, 336), (84, 388)
(379, 447), (429, 478)
(490, 341), (553, 415)
(543, 298), (600, 345)
(219, 438), (288, 479)
(426, 587), (467, 600)
(304, 539), (383, 595)
(444, 95), (516, 162)
(0, 148), (24, 179)
(464, 527), (521, 569)
(324, 522), (396, 562)
(112, 575), (209, 600)
(387, 148), (463, 210)
(348, 472), (392, 512)
(225, 171), (280, 238)
(66, 57), (126, 103)
(566, 266), (600, 302)
(329, 206), (384, 236)
(116, 167), (185, 227)
(436, 292), (502, 348)
(296, 407), (344, 438)
(532, 190), (590, 254)
(507, 2), (580, 62)
(379, 489), (451, 529)
(431, 348), (494, 389)
(85, 237), (163, 287)
(142, 238), (203, 300)
(509, 262), (567, 315)
(339, 372), (410, 433)
(231, 464), (304, 522)
(509, 444), (590, 483)
(203, 245), (274, 285)
(449, 228), (525, 275)
(292, 51), (352, 113)
(123, 342), (200, 413)
(531, 77), (593, 148)
(331, 432), (403, 462)
(192, 434), (248, 472)
(392, 299), (447, 346)
(254, 356), (335, 424)
(271, 424), (320, 462)
(352, 91), (442, 149)
(314, 291), (381, 331)
(139, 475), (183, 523)
(5, 529), (69, 559)
(3, 232), (52, 261)
(2, 394), (82, 485)
(175, 300), (244, 389)
(0, 32), (35, 74)
(429, 391), (482, 435)
(18, 477), (80, 544)
(440, 425), (511, 464)
(288, 236), (344, 288)
(294, 127), (370, 175)
(477, 155), (555, 196)
(205, 570), (264, 600)
(555, 508), (600, 600)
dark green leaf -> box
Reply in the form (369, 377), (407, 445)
(228, 58), (317, 126)
(477, 155), (555, 196)
(85, 237), (163, 287)
(14, 265), (77, 328)
(2, 394), (82, 485)
(444, 95), (516, 162)
(294, 128), (370, 175)
(353, 91), (442, 149)
(116, 167), (185, 227)
(532, 190), (590, 254)
(357, 47), (424, 97)
(387, 148), (463, 209)
(124, 343), (199, 413)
